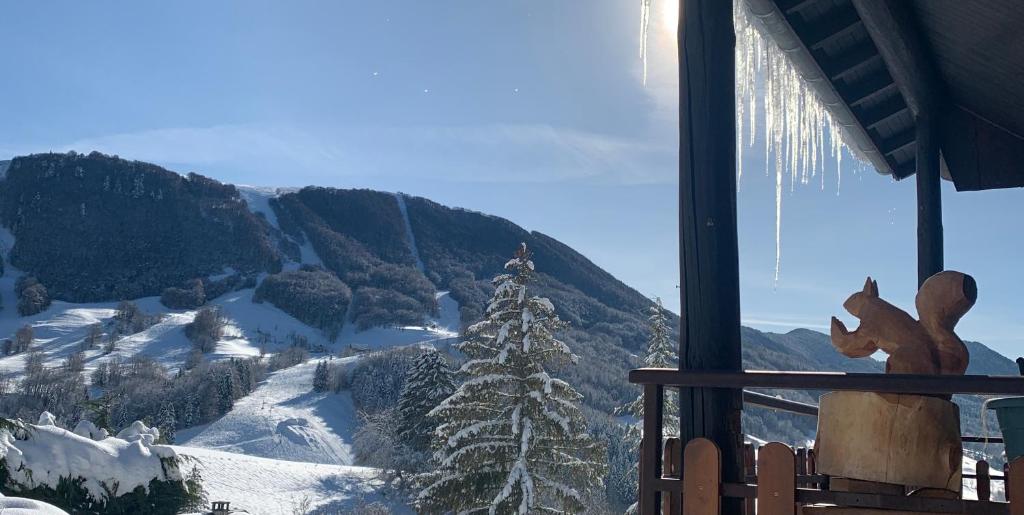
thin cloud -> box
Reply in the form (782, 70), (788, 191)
(12, 123), (676, 186)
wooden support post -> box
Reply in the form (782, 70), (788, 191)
(916, 114), (943, 287)
(977, 460), (990, 502)
(662, 438), (682, 515)
(640, 384), (664, 514)
(743, 444), (757, 515)
(677, 1), (744, 513)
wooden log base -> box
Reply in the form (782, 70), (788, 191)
(815, 391), (962, 491)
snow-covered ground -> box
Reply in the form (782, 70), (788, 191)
(177, 359), (359, 465)
(173, 446), (409, 515)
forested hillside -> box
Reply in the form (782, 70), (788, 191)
(0, 152), (280, 301)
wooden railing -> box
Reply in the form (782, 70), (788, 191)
(629, 368), (1024, 514)
(655, 437), (1022, 515)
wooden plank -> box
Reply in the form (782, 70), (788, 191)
(850, 0), (941, 118)
(807, 449), (818, 489)
(915, 114), (943, 287)
(758, 443), (796, 515)
(743, 390), (820, 416)
(940, 105), (1024, 192)
(640, 384), (664, 515)
(677, 0), (744, 512)
(662, 438), (681, 515)
(1010, 458), (1024, 515)
(796, 447), (808, 487)
(743, 444), (756, 515)
(628, 369), (1024, 396)
(683, 439), (721, 515)
(977, 460), (991, 502)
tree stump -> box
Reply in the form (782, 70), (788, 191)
(814, 391), (962, 492)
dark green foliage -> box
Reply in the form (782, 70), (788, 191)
(396, 349), (455, 459)
(88, 355), (267, 435)
(160, 279), (205, 309)
(0, 152), (281, 302)
(15, 276), (50, 316)
(293, 187), (415, 265)
(351, 287), (424, 330)
(270, 191), (436, 329)
(313, 360), (329, 393)
(344, 348), (420, 413)
(254, 268), (351, 339)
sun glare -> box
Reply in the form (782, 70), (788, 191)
(661, 0), (679, 36)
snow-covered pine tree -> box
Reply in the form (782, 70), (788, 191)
(396, 349), (456, 458)
(614, 296), (680, 513)
(157, 401), (177, 444)
(418, 243), (606, 514)
(217, 372), (234, 414)
(313, 360), (329, 393)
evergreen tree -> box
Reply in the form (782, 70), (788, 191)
(217, 372), (234, 413)
(418, 243), (605, 514)
(614, 297), (680, 513)
(157, 401), (177, 444)
(396, 349), (455, 459)
(312, 360), (329, 393)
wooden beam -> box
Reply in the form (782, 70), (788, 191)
(916, 115), (943, 286)
(628, 369), (1024, 396)
(851, 0), (941, 117)
(942, 105), (1024, 191)
(639, 384), (664, 515)
(677, 0), (743, 513)
(858, 95), (908, 129)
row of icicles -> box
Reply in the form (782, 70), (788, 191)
(640, 0), (870, 285)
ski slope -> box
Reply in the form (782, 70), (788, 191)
(177, 359), (359, 465)
(173, 446), (408, 515)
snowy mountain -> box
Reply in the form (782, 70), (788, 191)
(0, 150), (1017, 512)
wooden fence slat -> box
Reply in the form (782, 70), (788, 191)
(683, 438), (721, 515)
(1011, 458), (1024, 515)
(758, 442), (796, 515)
(977, 460), (990, 502)
(663, 438), (682, 515)
(796, 448), (808, 487)
(807, 449), (818, 489)
(743, 443), (756, 515)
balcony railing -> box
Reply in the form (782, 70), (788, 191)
(628, 368), (1024, 514)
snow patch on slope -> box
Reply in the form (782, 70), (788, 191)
(394, 192), (425, 273)
(173, 446), (405, 515)
(176, 359), (359, 465)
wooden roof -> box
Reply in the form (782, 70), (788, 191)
(746, 0), (1024, 191)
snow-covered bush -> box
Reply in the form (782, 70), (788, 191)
(0, 414), (204, 514)
(345, 348), (419, 414)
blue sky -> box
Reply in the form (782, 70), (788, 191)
(1, 1), (1022, 358)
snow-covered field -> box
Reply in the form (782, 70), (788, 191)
(177, 359), (359, 465)
(173, 446), (409, 515)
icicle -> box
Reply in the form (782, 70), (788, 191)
(733, 0), (870, 285)
(640, 0), (652, 86)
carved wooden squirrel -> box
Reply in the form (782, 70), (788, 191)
(830, 271), (976, 375)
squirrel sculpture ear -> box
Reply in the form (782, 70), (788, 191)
(863, 277), (879, 297)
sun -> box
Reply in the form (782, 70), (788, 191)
(661, 0), (679, 36)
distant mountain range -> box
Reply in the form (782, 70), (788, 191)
(0, 151), (1015, 448)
